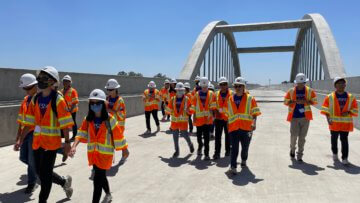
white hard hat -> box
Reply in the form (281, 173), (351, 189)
(89, 89), (106, 101)
(208, 82), (214, 90)
(175, 82), (185, 90)
(170, 78), (177, 84)
(194, 75), (201, 82)
(333, 77), (347, 85)
(184, 82), (191, 89)
(148, 81), (156, 88)
(19, 73), (38, 88)
(40, 66), (59, 82)
(218, 76), (228, 84)
(199, 77), (209, 87)
(294, 73), (309, 84)
(105, 79), (120, 89)
(62, 75), (72, 82)
(164, 79), (170, 84)
(233, 77), (246, 86)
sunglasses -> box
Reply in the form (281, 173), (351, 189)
(37, 76), (50, 82)
(234, 85), (244, 88)
(219, 83), (228, 86)
(106, 89), (115, 92)
(89, 101), (102, 105)
(23, 85), (35, 91)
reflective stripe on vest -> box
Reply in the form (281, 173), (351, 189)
(328, 92), (354, 123)
(227, 94), (253, 124)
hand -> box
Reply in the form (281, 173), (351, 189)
(251, 124), (256, 131)
(64, 143), (71, 156)
(327, 118), (333, 125)
(69, 146), (76, 158)
(14, 140), (21, 151)
(296, 99), (305, 105)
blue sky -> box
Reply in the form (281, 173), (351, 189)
(0, 0), (359, 85)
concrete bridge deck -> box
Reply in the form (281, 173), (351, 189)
(1, 90), (360, 203)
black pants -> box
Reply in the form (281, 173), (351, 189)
(214, 119), (230, 155)
(145, 110), (160, 131)
(92, 165), (110, 203)
(188, 116), (193, 133)
(196, 125), (210, 156)
(71, 112), (77, 137)
(230, 129), (252, 168)
(161, 101), (165, 116)
(34, 148), (66, 203)
(331, 131), (349, 160)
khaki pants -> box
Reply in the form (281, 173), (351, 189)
(290, 117), (310, 159)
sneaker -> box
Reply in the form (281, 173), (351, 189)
(63, 175), (73, 198)
(332, 154), (339, 161)
(290, 151), (295, 159)
(102, 193), (112, 203)
(297, 158), (303, 163)
(197, 148), (202, 155)
(241, 161), (247, 168)
(342, 159), (350, 165)
(145, 130), (151, 134)
(172, 151), (179, 158)
(225, 151), (230, 157)
(210, 133), (215, 140)
(204, 156), (210, 161)
(213, 154), (220, 160)
(227, 167), (237, 175)
(189, 144), (194, 153)
(24, 183), (38, 194)
(161, 117), (166, 122)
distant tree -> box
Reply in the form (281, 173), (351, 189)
(281, 81), (289, 84)
(117, 71), (128, 76)
(135, 73), (143, 77)
(128, 71), (137, 77)
(154, 73), (167, 78)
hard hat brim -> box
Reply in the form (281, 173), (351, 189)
(19, 80), (38, 88)
(88, 97), (106, 101)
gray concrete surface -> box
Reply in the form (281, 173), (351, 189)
(1, 90), (360, 203)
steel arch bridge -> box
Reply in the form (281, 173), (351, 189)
(178, 13), (346, 83)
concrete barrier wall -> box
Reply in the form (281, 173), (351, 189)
(277, 76), (360, 129)
(0, 95), (147, 147)
(0, 67), (191, 101)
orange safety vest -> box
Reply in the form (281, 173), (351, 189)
(106, 96), (126, 133)
(321, 92), (358, 132)
(185, 92), (192, 100)
(76, 115), (128, 170)
(23, 92), (74, 150)
(159, 87), (169, 102)
(61, 87), (79, 113)
(215, 89), (232, 121)
(190, 90), (216, 126)
(165, 95), (194, 130)
(284, 86), (318, 121)
(143, 89), (160, 111)
(17, 95), (35, 132)
(226, 93), (261, 132)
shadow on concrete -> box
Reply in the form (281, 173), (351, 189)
(189, 155), (214, 170)
(164, 130), (173, 135)
(288, 160), (325, 175)
(54, 163), (67, 169)
(159, 154), (192, 167)
(327, 160), (360, 175)
(214, 156), (230, 168)
(56, 197), (71, 203)
(225, 167), (264, 186)
(0, 188), (35, 203)
(16, 174), (28, 186)
(138, 132), (158, 138)
(107, 160), (126, 177)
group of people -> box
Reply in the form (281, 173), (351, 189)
(14, 66), (129, 203)
(13, 65), (358, 202)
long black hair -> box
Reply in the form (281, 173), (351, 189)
(86, 101), (109, 122)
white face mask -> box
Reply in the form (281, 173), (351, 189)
(176, 90), (185, 96)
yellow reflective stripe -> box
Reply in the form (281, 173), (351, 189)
(17, 114), (24, 123)
(118, 121), (125, 126)
(329, 93), (335, 116)
(145, 100), (159, 106)
(251, 107), (260, 115)
(228, 114), (253, 124)
(171, 116), (189, 122)
(58, 116), (73, 128)
(114, 139), (127, 149)
(87, 143), (114, 154)
(77, 130), (88, 140)
(245, 95), (252, 115)
(331, 117), (353, 123)
(109, 117), (118, 130)
(304, 105), (311, 111)
(195, 111), (210, 117)
(34, 127), (61, 136)
(348, 94), (354, 112)
(24, 115), (35, 125)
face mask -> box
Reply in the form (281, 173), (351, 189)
(38, 81), (49, 89)
(90, 103), (103, 113)
(177, 90), (185, 96)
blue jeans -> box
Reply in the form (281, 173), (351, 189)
(19, 131), (37, 185)
(230, 129), (252, 168)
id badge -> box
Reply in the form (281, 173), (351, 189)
(219, 108), (223, 113)
(299, 108), (305, 113)
(34, 125), (41, 133)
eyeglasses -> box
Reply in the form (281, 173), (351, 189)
(23, 85), (35, 91)
(234, 85), (244, 89)
(106, 89), (115, 92)
(219, 83), (228, 86)
(89, 101), (101, 105)
(36, 76), (50, 82)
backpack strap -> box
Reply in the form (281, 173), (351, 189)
(105, 119), (115, 148)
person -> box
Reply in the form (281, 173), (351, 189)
(14, 73), (38, 194)
(320, 77), (358, 165)
(160, 79), (170, 121)
(70, 89), (128, 203)
(284, 73), (317, 162)
(190, 77), (216, 160)
(166, 82), (195, 157)
(143, 81), (161, 134)
(168, 78), (177, 102)
(60, 75), (79, 141)
(226, 77), (261, 175)
(191, 75), (201, 96)
(184, 82), (193, 134)
(208, 82), (215, 139)
(105, 79), (130, 163)
(213, 77), (232, 160)
(15, 66), (74, 202)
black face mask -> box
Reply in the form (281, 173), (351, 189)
(38, 81), (49, 89)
